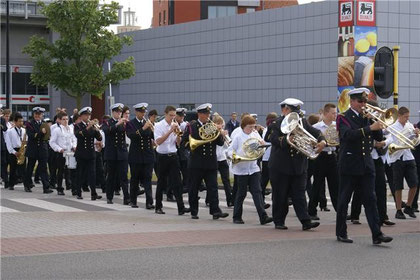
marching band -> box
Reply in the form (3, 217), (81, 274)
(1, 88), (420, 245)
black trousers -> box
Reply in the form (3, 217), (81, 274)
(308, 152), (339, 216)
(25, 157), (49, 190)
(130, 162), (154, 206)
(179, 159), (189, 189)
(75, 157), (97, 197)
(217, 160), (233, 204)
(233, 172), (267, 221)
(155, 153), (184, 211)
(336, 173), (381, 238)
(270, 170), (311, 226)
(189, 168), (221, 216)
(1, 149), (9, 186)
(54, 153), (68, 191)
(374, 159), (389, 222)
(261, 161), (270, 201)
(350, 186), (363, 220)
(8, 151), (25, 188)
(413, 163), (420, 209)
(95, 152), (106, 189)
(385, 163), (395, 196)
(48, 148), (57, 186)
(106, 160), (129, 201)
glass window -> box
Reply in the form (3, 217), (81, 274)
(37, 85), (48, 95)
(159, 12), (161, 26)
(12, 73), (26, 95)
(163, 10), (166, 24)
(217, 6), (227, 18)
(208, 6), (216, 19)
(0, 72), (5, 95)
(227, 6), (236, 16)
(246, 8), (255, 13)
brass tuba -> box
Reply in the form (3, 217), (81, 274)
(231, 137), (267, 164)
(17, 129), (27, 165)
(189, 119), (220, 152)
(280, 112), (320, 159)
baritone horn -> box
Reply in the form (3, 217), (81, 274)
(324, 124), (339, 147)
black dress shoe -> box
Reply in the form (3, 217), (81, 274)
(310, 215), (320, 220)
(191, 215), (199, 219)
(137, 189), (145, 196)
(34, 180), (40, 184)
(82, 187), (90, 192)
(382, 220), (395, 226)
(123, 200), (129, 205)
(8, 186), (14, 190)
(43, 189), (53, 194)
(413, 208), (419, 213)
(76, 195), (83, 199)
(182, 207), (191, 213)
(346, 215), (351, 220)
(321, 207), (330, 212)
(24, 187), (32, 192)
(351, 219), (361, 225)
(337, 236), (353, 243)
(146, 204), (155, 210)
(403, 207), (417, 218)
(57, 191), (65, 196)
(49, 184), (57, 189)
(107, 199), (113, 204)
(275, 224), (288, 230)
(91, 194), (102, 200)
(264, 203), (271, 209)
(302, 221), (320, 231)
(166, 197), (176, 202)
(213, 212), (229, 219)
(395, 210), (406, 219)
(114, 190), (120, 196)
(155, 208), (165, 214)
(373, 233), (393, 245)
(30, 184), (35, 188)
(227, 201), (234, 207)
(233, 219), (245, 224)
(260, 216), (273, 225)
(131, 205), (139, 208)
(178, 209), (186, 215)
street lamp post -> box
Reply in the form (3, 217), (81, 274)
(6, 0), (11, 109)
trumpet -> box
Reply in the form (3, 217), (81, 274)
(89, 119), (101, 130)
(172, 118), (183, 137)
(145, 117), (154, 132)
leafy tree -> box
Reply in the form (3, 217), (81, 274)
(23, 0), (135, 109)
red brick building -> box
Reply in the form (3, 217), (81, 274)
(152, 0), (298, 27)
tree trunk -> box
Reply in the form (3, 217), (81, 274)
(76, 94), (82, 110)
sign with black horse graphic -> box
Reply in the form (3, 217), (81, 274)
(357, 0), (375, 26)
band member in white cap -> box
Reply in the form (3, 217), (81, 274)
(126, 103), (155, 209)
(102, 103), (129, 204)
(266, 98), (324, 230)
(153, 105), (190, 215)
(182, 103), (229, 220)
(73, 107), (103, 200)
(24, 107), (53, 193)
(336, 88), (392, 244)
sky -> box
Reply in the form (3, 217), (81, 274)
(107, 0), (324, 31)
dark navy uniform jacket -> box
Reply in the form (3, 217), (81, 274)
(266, 115), (324, 175)
(102, 118), (128, 161)
(182, 120), (224, 170)
(1, 118), (7, 152)
(126, 118), (155, 164)
(337, 109), (383, 175)
(74, 122), (102, 160)
(25, 119), (48, 159)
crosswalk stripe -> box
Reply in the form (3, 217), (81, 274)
(75, 198), (139, 211)
(9, 198), (85, 212)
(0, 206), (19, 213)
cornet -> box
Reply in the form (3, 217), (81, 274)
(172, 118), (183, 137)
(145, 117), (154, 132)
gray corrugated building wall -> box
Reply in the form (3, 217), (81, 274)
(111, 0), (420, 123)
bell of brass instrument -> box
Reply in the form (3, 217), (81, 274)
(281, 112), (320, 159)
(388, 127), (420, 154)
(172, 118), (183, 137)
(189, 119), (220, 151)
(40, 122), (51, 141)
(231, 137), (266, 164)
(17, 129), (27, 165)
(145, 117), (154, 132)
(324, 124), (339, 147)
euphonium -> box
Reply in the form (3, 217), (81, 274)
(189, 118), (220, 152)
(17, 129), (27, 165)
(231, 137), (267, 164)
(280, 112), (320, 159)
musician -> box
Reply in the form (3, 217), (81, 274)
(308, 103), (339, 220)
(228, 115), (273, 225)
(49, 112), (76, 195)
(154, 105), (190, 215)
(266, 98), (324, 230)
(102, 103), (129, 204)
(73, 107), (102, 200)
(385, 106), (418, 219)
(261, 112), (278, 209)
(225, 112), (239, 136)
(175, 108), (189, 193)
(126, 103), (155, 209)
(68, 113), (81, 193)
(0, 105), (9, 189)
(182, 103), (228, 220)
(213, 115), (233, 207)
(24, 107), (53, 193)
(336, 88), (392, 244)
(94, 119), (106, 193)
(5, 113), (26, 190)
(250, 114), (264, 136)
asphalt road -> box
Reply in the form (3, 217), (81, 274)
(2, 233), (419, 280)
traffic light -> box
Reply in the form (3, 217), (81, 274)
(374, 46), (394, 99)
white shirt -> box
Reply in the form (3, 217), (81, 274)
(5, 127), (26, 155)
(179, 121), (187, 132)
(385, 120), (415, 163)
(262, 127), (272, 161)
(228, 129), (262, 175)
(312, 121), (337, 153)
(216, 144), (228, 161)
(50, 123), (59, 133)
(154, 119), (178, 154)
(230, 126), (242, 141)
(49, 124), (77, 152)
